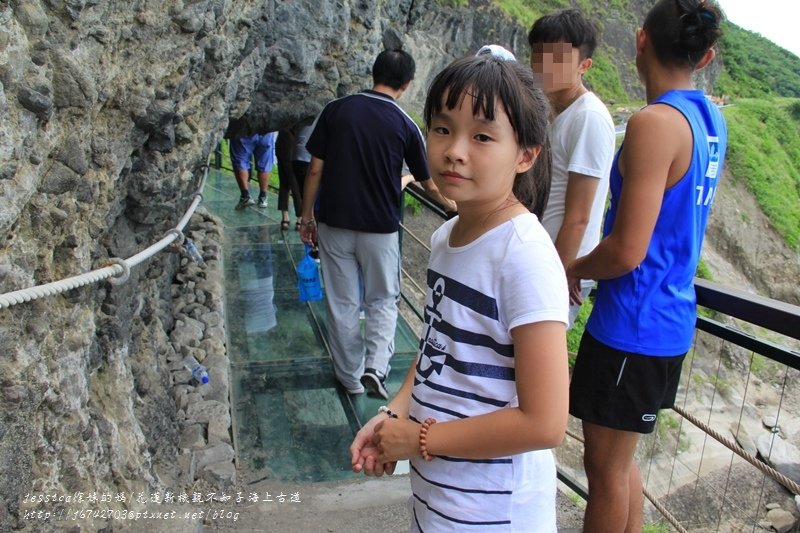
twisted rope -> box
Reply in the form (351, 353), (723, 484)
(643, 487), (690, 533)
(399, 221), (432, 252)
(671, 404), (800, 495)
(0, 167), (208, 309)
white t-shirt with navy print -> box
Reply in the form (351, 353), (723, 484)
(409, 213), (568, 532)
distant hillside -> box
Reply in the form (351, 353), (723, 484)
(486, 1), (800, 102)
(716, 23), (800, 98)
(712, 22), (800, 253)
(722, 99), (800, 251)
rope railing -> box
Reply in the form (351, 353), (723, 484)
(643, 487), (690, 533)
(671, 404), (800, 495)
(398, 221), (432, 252)
(0, 165), (209, 310)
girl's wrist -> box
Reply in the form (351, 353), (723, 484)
(378, 405), (399, 419)
(419, 418), (437, 461)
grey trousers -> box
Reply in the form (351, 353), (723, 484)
(317, 223), (400, 391)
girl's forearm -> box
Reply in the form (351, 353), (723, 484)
(424, 406), (567, 460)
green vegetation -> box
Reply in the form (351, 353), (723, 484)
(493, 0), (640, 30)
(567, 297), (592, 365)
(695, 258), (713, 281)
(692, 370), (732, 398)
(217, 138), (231, 167)
(584, 50), (628, 104)
(722, 99), (800, 250)
(694, 260), (717, 318)
(643, 523), (672, 533)
(567, 489), (587, 508)
(715, 24), (800, 99)
(655, 413), (690, 454)
(660, 413), (680, 430)
(750, 353), (766, 375)
(403, 193), (425, 216)
(493, 0), (566, 28)
(749, 351), (786, 382)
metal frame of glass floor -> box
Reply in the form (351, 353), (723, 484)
(203, 168), (419, 484)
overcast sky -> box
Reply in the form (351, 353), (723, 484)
(717, 0), (800, 57)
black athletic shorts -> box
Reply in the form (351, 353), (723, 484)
(569, 331), (686, 434)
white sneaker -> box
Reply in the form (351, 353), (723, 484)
(344, 383), (365, 395)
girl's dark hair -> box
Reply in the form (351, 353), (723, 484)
(644, 0), (724, 69)
(423, 55), (552, 217)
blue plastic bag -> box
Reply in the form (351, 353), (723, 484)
(297, 244), (323, 302)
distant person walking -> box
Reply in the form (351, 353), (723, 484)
(290, 119), (315, 230)
(566, 0), (727, 530)
(299, 48), (455, 399)
(275, 129), (303, 231)
(230, 131), (276, 209)
(528, 8), (616, 328)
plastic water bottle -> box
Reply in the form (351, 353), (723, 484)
(183, 355), (210, 385)
(183, 238), (204, 264)
(297, 244), (323, 302)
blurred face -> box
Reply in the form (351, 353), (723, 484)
(530, 42), (591, 94)
(427, 90), (536, 209)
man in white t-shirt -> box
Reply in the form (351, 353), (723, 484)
(528, 8), (616, 327)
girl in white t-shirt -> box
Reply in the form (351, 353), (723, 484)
(350, 53), (569, 532)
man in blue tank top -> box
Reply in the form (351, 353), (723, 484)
(564, 1), (728, 530)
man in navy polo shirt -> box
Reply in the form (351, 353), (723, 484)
(299, 48), (454, 399)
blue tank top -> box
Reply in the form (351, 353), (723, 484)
(586, 90), (727, 356)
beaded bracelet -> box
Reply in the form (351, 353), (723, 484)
(378, 405), (398, 419)
(419, 418), (437, 461)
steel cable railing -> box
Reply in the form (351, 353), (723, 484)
(0, 165), (209, 309)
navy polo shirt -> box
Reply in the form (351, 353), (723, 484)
(306, 90), (430, 233)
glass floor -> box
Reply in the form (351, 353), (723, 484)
(202, 168), (420, 484)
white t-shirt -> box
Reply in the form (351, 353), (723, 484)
(540, 92), (615, 267)
(408, 214), (567, 533)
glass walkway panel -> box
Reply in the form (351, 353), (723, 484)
(203, 168), (419, 484)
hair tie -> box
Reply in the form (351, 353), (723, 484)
(698, 9), (715, 22)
